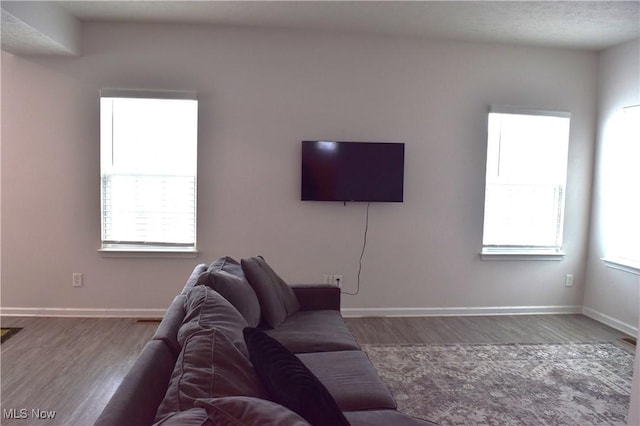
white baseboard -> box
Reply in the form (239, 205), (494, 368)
(2, 306), (582, 319)
(341, 305), (582, 318)
(0, 307), (166, 318)
(582, 306), (638, 337)
(3, 306), (635, 338)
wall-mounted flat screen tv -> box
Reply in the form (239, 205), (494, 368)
(301, 141), (405, 202)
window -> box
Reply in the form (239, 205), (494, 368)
(601, 105), (640, 272)
(100, 89), (198, 254)
(482, 106), (570, 259)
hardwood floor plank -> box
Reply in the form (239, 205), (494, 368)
(344, 314), (631, 345)
(1, 317), (157, 425)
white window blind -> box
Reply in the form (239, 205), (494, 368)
(100, 90), (198, 251)
(482, 107), (570, 255)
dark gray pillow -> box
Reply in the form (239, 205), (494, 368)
(197, 269), (261, 328)
(178, 285), (248, 356)
(241, 257), (300, 328)
(207, 256), (245, 277)
(155, 329), (269, 422)
(243, 327), (350, 426)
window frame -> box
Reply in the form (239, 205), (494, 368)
(98, 89), (199, 258)
(481, 106), (571, 261)
(600, 104), (640, 274)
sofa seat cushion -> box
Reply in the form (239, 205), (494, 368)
(265, 310), (360, 353)
(178, 285), (249, 356)
(199, 256), (261, 327)
(344, 409), (438, 426)
(195, 397), (312, 426)
(155, 329), (268, 422)
(296, 351), (397, 412)
(244, 327), (350, 426)
(241, 256), (300, 328)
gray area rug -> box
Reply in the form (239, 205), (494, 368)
(363, 342), (635, 425)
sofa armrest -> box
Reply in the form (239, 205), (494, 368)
(180, 263), (208, 295)
(291, 284), (341, 311)
(94, 340), (176, 426)
(151, 294), (187, 357)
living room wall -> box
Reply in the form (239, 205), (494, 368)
(583, 38), (640, 335)
(1, 23), (598, 318)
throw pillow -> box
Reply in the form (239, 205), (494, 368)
(178, 285), (248, 356)
(155, 329), (269, 422)
(207, 256), (244, 276)
(241, 256), (300, 328)
(197, 269), (261, 328)
(195, 397), (311, 426)
(243, 327), (350, 426)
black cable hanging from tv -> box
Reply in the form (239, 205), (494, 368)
(343, 202), (370, 296)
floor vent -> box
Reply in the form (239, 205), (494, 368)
(621, 336), (637, 346)
(136, 318), (162, 323)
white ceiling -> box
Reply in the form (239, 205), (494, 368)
(3, 1), (640, 55)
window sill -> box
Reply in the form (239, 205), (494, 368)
(98, 246), (199, 259)
(481, 247), (566, 261)
(601, 257), (640, 275)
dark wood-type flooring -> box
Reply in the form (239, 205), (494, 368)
(0, 314), (633, 425)
(343, 314), (631, 345)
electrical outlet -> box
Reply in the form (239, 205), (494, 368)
(333, 274), (343, 288)
(565, 274), (574, 287)
(323, 275), (333, 285)
(72, 273), (83, 288)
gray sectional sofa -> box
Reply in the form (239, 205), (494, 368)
(95, 256), (436, 425)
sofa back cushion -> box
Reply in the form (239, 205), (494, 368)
(197, 257), (261, 327)
(178, 285), (248, 357)
(207, 256), (243, 275)
(155, 329), (269, 422)
(241, 257), (300, 328)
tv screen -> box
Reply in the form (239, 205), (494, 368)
(301, 141), (405, 202)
